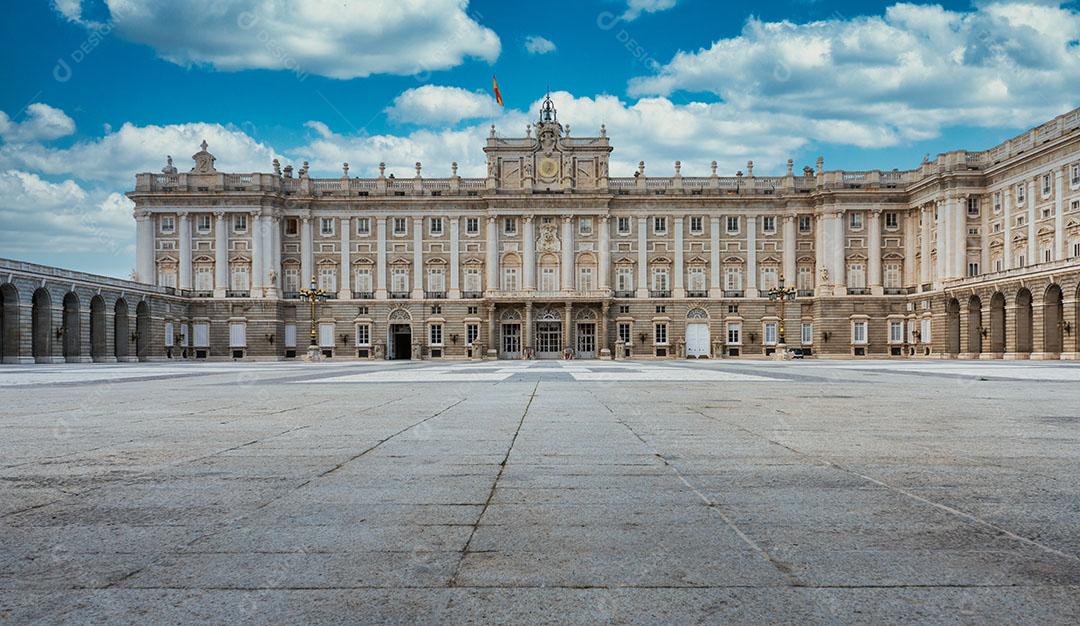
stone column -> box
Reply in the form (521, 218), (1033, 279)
(903, 210), (916, 289)
(1027, 179), (1037, 263)
(782, 214), (796, 289)
(486, 216), (498, 294)
(564, 302), (573, 349)
(412, 217), (424, 298)
(375, 216), (387, 299)
(524, 301), (533, 352)
(135, 211), (155, 285)
(600, 301), (610, 358)
(214, 212), (228, 297)
(1002, 190), (1012, 270)
(920, 206), (932, 287)
(954, 196), (967, 278)
(935, 200), (947, 284)
(980, 197), (990, 275)
(301, 215), (313, 286)
(832, 210), (846, 294)
(868, 208), (882, 295)
(523, 216), (536, 291)
(745, 216), (758, 297)
(709, 216), (722, 297)
(250, 211), (264, 295)
(1054, 169), (1065, 260)
(815, 214), (828, 296)
(339, 216), (351, 299)
(449, 216), (461, 298)
(178, 212), (192, 290)
(487, 303), (497, 358)
(561, 216), (574, 292)
(598, 215), (610, 291)
(673, 216), (685, 297)
(636, 217), (649, 298)
(265, 215), (280, 298)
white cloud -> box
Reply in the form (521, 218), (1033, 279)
(77, 0), (500, 79)
(386, 85), (499, 125)
(524, 35), (557, 55)
(622, 0), (679, 21)
(628, 2), (1080, 146)
(0, 119), (283, 187)
(0, 170), (133, 259)
(0, 103), (76, 143)
(51, 0), (85, 23)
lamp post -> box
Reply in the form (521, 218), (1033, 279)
(298, 276), (326, 360)
(767, 274), (797, 357)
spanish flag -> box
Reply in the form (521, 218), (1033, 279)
(492, 75), (504, 107)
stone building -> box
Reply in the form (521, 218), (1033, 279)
(2, 97), (1079, 363)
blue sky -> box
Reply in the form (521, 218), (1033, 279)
(1, 0), (1078, 277)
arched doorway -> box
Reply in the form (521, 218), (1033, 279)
(32, 288), (52, 362)
(989, 292), (1006, 354)
(0, 283), (19, 363)
(1043, 284), (1063, 355)
(114, 299), (130, 360)
(62, 292), (81, 362)
(967, 295), (982, 355)
(387, 308), (412, 360)
(686, 307), (711, 358)
(1015, 288), (1033, 354)
(90, 295), (107, 361)
(136, 300), (151, 360)
(945, 298), (961, 355)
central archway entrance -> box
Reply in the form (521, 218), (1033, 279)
(990, 292), (1006, 355)
(90, 295), (106, 361)
(1, 283), (19, 363)
(62, 292), (81, 362)
(387, 308), (412, 360)
(114, 299), (129, 360)
(32, 288), (51, 362)
(967, 295), (982, 355)
(499, 309), (522, 359)
(533, 307), (562, 358)
(136, 300), (151, 361)
(1015, 288), (1033, 355)
(945, 298), (961, 355)
(1043, 284), (1063, 355)
(686, 307), (711, 358)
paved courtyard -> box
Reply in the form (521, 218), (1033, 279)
(2, 359), (1079, 624)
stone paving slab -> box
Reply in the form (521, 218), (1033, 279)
(2, 359), (1080, 623)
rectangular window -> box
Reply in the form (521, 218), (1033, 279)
(284, 323), (297, 348)
(1072, 164), (1080, 186)
(318, 267), (337, 292)
(687, 266), (706, 292)
(579, 216), (593, 235)
(355, 324), (371, 346)
(653, 216), (667, 234)
(354, 268), (372, 294)
(193, 322), (210, 348)
(391, 268), (409, 293)
(160, 215), (175, 233)
(356, 217), (370, 235)
(852, 320), (867, 344)
(230, 266), (249, 291)
(430, 217), (443, 235)
(849, 212), (863, 230)
(761, 216), (776, 233)
(889, 320), (904, 344)
(194, 266), (213, 291)
(725, 267), (743, 291)
(726, 216), (739, 233)
(1016, 184), (1025, 204)
(689, 216), (703, 234)
(760, 267), (778, 291)
(617, 216), (631, 234)
(654, 323), (668, 345)
(466, 323), (479, 346)
(540, 267), (558, 292)
(967, 197), (980, 216)
(196, 214), (211, 232)
(797, 266), (814, 291)
(233, 214), (247, 232)
(616, 267), (634, 292)
(727, 322), (741, 345)
(801, 322), (813, 345)
(799, 215), (812, 232)
(885, 212), (898, 229)
(318, 323), (334, 348)
(393, 217), (407, 235)
(320, 218), (334, 236)
(284, 267), (299, 294)
(1072, 200), (1080, 212)
(993, 193), (1002, 212)
(1073, 241), (1080, 258)
(466, 217), (479, 234)
(577, 266), (594, 292)
(920, 318), (932, 344)
(1042, 174), (1052, 196)
(429, 324), (443, 346)
(968, 262), (980, 277)
(501, 267), (519, 291)
(504, 217), (517, 235)
(764, 322), (777, 345)
(651, 267), (669, 291)
(428, 267), (446, 293)
(617, 322), (631, 344)
(464, 267), (482, 293)
(285, 217), (299, 236)
(884, 263), (901, 289)
(847, 264), (866, 290)
(229, 322), (247, 348)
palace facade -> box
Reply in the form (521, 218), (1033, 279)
(2, 97), (1080, 363)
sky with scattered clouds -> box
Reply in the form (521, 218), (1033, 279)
(1, 0), (1078, 277)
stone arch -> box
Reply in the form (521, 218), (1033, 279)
(1043, 284), (1064, 355)
(32, 288), (51, 362)
(967, 295), (982, 355)
(0, 283), (19, 363)
(576, 307), (597, 321)
(945, 297), (961, 355)
(388, 307), (412, 322)
(136, 300), (151, 360)
(90, 295), (107, 361)
(62, 292), (81, 361)
(687, 307), (709, 320)
(500, 308), (522, 321)
(1015, 288), (1033, 354)
(989, 292), (1006, 354)
(114, 298), (130, 360)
